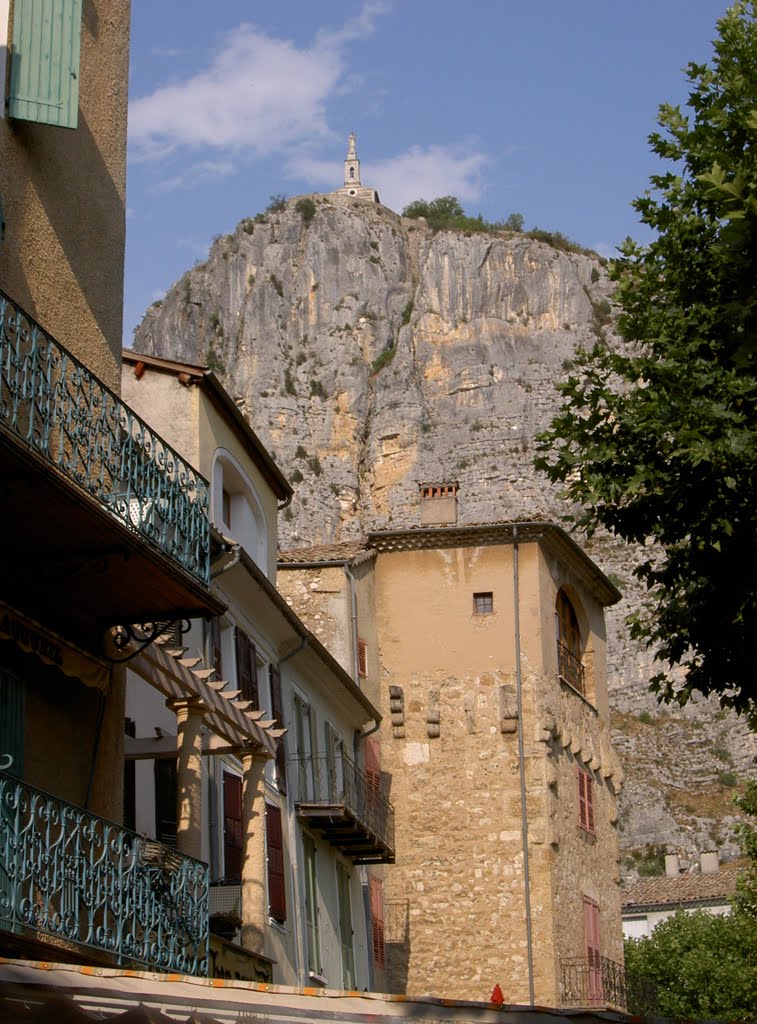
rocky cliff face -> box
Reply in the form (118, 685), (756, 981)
(134, 195), (755, 870)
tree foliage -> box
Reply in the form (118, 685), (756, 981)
(535, 1), (757, 717)
(734, 780), (757, 919)
(625, 909), (757, 1020)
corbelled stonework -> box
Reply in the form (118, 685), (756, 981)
(134, 196), (756, 863)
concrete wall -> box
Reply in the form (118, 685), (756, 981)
(0, 0), (130, 392)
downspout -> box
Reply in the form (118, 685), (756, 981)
(344, 563), (361, 687)
(513, 525), (535, 1005)
(277, 634), (308, 983)
(210, 542), (241, 579)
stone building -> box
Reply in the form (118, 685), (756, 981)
(332, 132), (380, 203)
(278, 517), (625, 1008)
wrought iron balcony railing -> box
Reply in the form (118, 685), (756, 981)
(557, 640), (585, 696)
(291, 752), (395, 863)
(0, 289), (210, 584)
(560, 954), (629, 1011)
(0, 771), (209, 975)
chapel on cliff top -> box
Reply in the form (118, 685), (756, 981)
(333, 132), (380, 203)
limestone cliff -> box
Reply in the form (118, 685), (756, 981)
(133, 195), (755, 868)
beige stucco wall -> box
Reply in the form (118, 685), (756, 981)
(373, 540), (622, 1005)
(1, 0), (130, 392)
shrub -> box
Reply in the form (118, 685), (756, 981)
(266, 193), (287, 213)
(284, 369), (296, 396)
(504, 212), (524, 232)
(295, 197), (316, 225)
(307, 455), (322, 476)
(371, 346), (396, 374)
(270, 274), (284, 298)
(295, 445), (308, 460)
(718, 771), (738, 788)
(401, 300), (414, 326)
(290, 468), (303, 484)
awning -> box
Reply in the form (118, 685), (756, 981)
(0, 599), (110, 691)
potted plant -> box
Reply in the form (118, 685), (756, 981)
(209, 911), (242, 941)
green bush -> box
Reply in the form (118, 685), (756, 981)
(290, 468), (303, 484)
(718, 771), (739, 787)
(266, 193), (287, 213)
(371, 346), (396, 374)
(295, 197), (316, 225)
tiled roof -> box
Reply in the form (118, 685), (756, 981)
(623, 862), (742, 910)
(278, 541), (373, 564)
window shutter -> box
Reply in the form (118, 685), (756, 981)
(9, 0), (82, 128)
(269, 664), (287, 793)
(365, 737), (381, 794)
(266, 803), (286, 923)
(154, 759), (177, 848)
(223, 772), (243, 880)
(235, 627), (258, 705)
(209, 618), (223, 679)
(578, 767), (595, 835)
(369, 876), (385, 969)
(583, 897), (602, 1001)
(357, 637), (368, 678)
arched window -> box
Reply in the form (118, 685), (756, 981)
(556, 589), (585, 695)
(211, 450), (268, 573)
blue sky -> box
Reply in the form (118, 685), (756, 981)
(125, 0), (733, 340)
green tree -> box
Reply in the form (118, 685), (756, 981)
(535, 1), (757, 717)
(625, 909), (757, 1020)
(504, 212), (524, 232)
(734, 780), (757, 919)
(402, 195), (465, 224)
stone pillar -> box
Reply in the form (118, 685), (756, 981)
(240, 750), (268, 953)
(168, 697), (206, 861)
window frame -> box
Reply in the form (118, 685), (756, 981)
(302, 832), (322, 977)
(473, 591), (494, 616)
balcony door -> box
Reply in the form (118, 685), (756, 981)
(294, 694), (318, 802)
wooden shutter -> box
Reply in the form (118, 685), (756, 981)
(209, 617), (223, 679)
(365, 737), (381, 794)
(337, 862), (355, 988)
(266, 803), (286, 923)
(9, 0), (82, 128)
(583, 897), (602, 1001)
(154, 759), (177, 848)
(235, 627), (258, 705)
(357, 637), (368, 678)
(369, 876), (385, 969)
(578, 767), (595, 834)
(223, 772), (243, 880)
(269, 665), (287, 793)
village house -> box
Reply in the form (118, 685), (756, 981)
(122, 351), (395, 989)
(278, 508), (626, 1009)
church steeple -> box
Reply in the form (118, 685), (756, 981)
(332, 132), (380, 204)
(344, 131), (361, 187)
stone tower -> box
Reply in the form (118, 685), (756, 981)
(333, 132), (380, 203)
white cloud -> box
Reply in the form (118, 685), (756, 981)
(289, 144), (489, 213)
(154, 159), (237, 194)
(129, 5), (387, 163)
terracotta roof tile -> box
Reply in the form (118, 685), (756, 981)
(623, 862), (742, 910)
(278, 541), (373, 564)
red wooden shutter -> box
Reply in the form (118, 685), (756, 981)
(357, 637), (368, 678)
(369, 876), (385, 969)
(269, 664), (287, 794)
(583, 897), (602, 1001)
(266, 803), (286, 923)
(209, 617), (223, 678)
(235, 627), (259, 705)
(578, 767), (595, 834)
(223, 772), (243, 880)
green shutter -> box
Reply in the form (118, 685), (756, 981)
(9, 0), (82, 128)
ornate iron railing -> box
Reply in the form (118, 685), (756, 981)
(0, 771), (209, 975)
(557, 640), (585, 695)
(291, 752), (395, 855)
(0, 289), (210, 584)
(560, 955), (628, 1010)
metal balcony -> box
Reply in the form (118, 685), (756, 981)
(557, 640), (585, 696)
(0, 770), (209, 975)
(560, 955), (629, 1011)
(291, 753), (395, 864)
(0, 289), (222, 640)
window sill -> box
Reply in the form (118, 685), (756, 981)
(578, 825), (597, 844)
(308, 971), (328, 987)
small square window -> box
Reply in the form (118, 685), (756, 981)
(473, 592), (493, 615)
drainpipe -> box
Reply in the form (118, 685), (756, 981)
(344, 563), (361, 687)
(513, 525), (535, 1005)
(210, 542), (241, 579)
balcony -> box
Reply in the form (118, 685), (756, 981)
(0, 289), (222, 643)
(0, 770), (209, 975)
(557, 640), (585, 696)
(560, 955), (643, 1012)
(291, 753), (395, 864)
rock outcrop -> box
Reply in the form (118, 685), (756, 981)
(134, 195), (755, 870)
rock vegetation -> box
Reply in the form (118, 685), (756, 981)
(133, 195), (756, 872)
